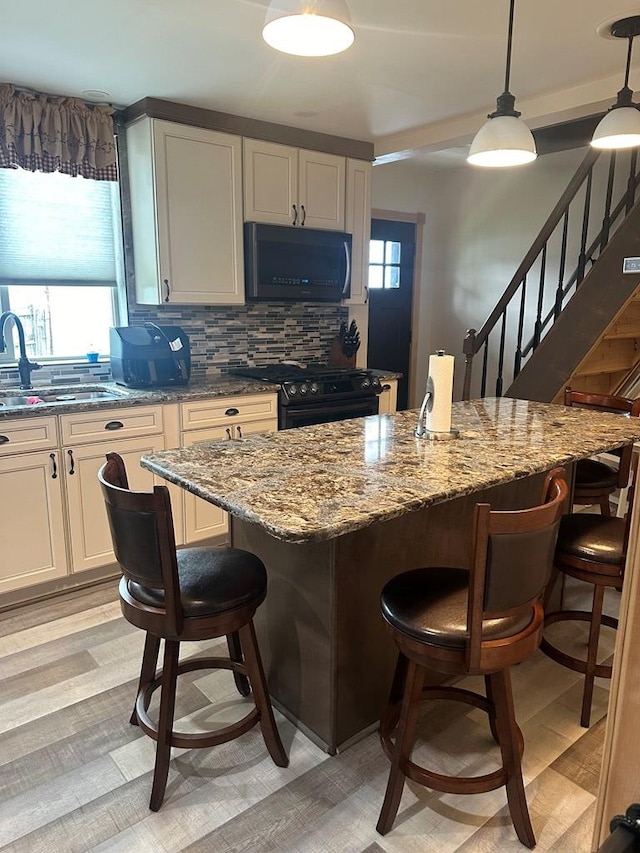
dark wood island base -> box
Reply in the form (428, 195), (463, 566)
(233, 473), (547, 753)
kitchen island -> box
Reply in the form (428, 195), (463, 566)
(141, 397), (640, 759)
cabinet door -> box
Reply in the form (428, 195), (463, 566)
(377, 379), (398, 414)
(128, 117), (244, 306)
(183, 417), (277, 543)
(344, 158), (372, 304)
(298, 150), (345, 230)
(243, 139), (298, 226)
(0, 450), (67, 593)
(64, 435), (168, 574)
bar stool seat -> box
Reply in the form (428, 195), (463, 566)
(376, 470), (568, 849)
(99, 452), (288, 811)
(564, 388), (640, 515)
(541, 509), (628, 728)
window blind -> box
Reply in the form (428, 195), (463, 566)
(0, 168), (119, 285)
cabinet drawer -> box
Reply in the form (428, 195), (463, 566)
(60, 405), (164, 446)
(0, 416), (58, 456)
(181, 394), (278, 431)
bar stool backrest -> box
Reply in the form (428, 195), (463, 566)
(466, 469), (568, 670)
(564, 388), (640, 489)
(98, 452), (183, 635)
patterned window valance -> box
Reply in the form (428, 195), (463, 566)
(0, 83), (117, 181)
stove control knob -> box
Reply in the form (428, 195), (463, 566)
(361, 377), (371, 388)
(300, 383), (308, 395)
(288, 384), (298, 396)
(310, 382), (320, 394)
(372, 376), (381, 388)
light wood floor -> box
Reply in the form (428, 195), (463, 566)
(0, 577), (617, 853)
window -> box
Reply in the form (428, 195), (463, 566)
(0, 168), (125, 362)
(368, 239), (401, 289)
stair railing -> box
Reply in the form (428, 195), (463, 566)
(462, 148), (640, 400)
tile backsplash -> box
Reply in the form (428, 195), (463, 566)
(0, 302), (349, 388)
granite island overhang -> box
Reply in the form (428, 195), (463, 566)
(140, 398), (640, 754)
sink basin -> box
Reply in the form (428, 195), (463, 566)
(0, 387), (128, 407)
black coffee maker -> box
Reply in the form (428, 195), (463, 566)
(110, 324), (191, 388)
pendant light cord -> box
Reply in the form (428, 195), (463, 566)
(504, 0), (516, 94)
(623, 35), (634, 89)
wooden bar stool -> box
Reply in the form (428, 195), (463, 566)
(564, 388), (640, 515)
(541, 457), (635, 728)
(98, 452), (288, 811)
(376, 469), (568, 849)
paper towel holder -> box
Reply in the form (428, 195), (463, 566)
(415, 351), (460, 441)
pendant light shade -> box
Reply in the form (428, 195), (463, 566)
(263, 0), (355, 57)
(591, 16), (640, 151)
(467, 0), (536, 168)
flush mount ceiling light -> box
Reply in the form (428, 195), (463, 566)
(467, 0), (536, 168)
(262, 0), (355, 57)
(592, 16), (640, 150)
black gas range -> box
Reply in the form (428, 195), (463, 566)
(231, 363), (382, 429)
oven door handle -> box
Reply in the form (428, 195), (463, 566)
(342, 240), (351, 297)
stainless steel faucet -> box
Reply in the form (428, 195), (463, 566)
(0, 312), (41, 389)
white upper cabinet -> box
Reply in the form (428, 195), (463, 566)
(243, 139), (345, 230)
(126, 117), (245, 305)
(344, 158), (372, 305)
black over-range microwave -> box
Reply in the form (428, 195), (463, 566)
(244, 222), (352, 302)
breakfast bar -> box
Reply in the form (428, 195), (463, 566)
(141, 397), (640, 756)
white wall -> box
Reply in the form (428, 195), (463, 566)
(372, 148), (588, 401)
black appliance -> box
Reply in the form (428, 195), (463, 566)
(110, 324), (191, 388)
(244, 223), (352, 302)
(231, 363), (381, 429)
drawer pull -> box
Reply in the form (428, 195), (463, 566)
(104, 421), (124, 431)
(225, 408), (240, 417)
(382, 384), (391, 391)
(50, 452), (57, 479)
(0, 435), (9, 444)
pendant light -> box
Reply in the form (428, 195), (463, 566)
(262, 0), (355, 57)
(467, 0), (536, 167)
(592, 16), (640, 150)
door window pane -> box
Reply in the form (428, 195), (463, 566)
(385, 266), (400, 289)
(385, 241), (401, 264)
(368, 266), (383, 289)
(369, 240), (384, 264)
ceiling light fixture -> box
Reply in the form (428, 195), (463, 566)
(467, 0), (536, 168)
(262, 0), (355, 57)
(592, 16), (640, 150)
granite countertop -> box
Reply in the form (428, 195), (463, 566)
(0, 377), (279, 420)
(140, 397), (640, 543)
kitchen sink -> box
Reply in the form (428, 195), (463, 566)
(0, 387), (128, 407)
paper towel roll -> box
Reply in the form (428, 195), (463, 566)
(426, 352), (454, 433)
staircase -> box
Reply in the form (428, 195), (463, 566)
(461, 148), (640, 402)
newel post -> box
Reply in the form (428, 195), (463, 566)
(462, 329), (477, 401)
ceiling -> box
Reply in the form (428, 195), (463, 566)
(3, 1), (640, 164)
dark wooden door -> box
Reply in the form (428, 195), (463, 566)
(366, 219), (415, 410)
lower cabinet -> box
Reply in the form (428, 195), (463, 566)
(0, 394), (277, 599)
(181, 394), (278, 543)
(0, 447), (67, 593)
(377, 378), (398, 414)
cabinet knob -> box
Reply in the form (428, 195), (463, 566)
(226, 427), (232, 439)
(164, 278), (170, 302)
(236, 425), (243, 438)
